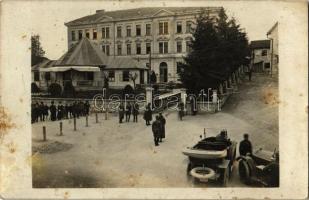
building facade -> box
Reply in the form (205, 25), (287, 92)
(250, 40), (271, 73)
(267, 22), (278, 75)
(65, 7), (221, 83)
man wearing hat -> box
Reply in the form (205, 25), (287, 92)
(239, 133), (252, 156)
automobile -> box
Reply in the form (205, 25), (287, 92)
(237, 148), (279, 187)
(182, 130), (237, 186)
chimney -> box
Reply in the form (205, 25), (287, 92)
(96, 9), (105, 14)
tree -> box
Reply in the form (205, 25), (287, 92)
(179, 8), (250, 94)
(31, 35), (46, 66)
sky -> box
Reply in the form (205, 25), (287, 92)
(28, 0), (281, 60)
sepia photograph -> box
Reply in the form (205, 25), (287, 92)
(30, 4), (279, 188)
(0, 0), (307, 199)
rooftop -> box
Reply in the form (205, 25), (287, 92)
(250, 40), (270, 49)
(65, 7), (222, 26)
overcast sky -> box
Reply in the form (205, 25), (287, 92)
(29, 1), (281, 60)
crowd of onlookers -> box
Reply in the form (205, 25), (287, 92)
(31, 101), (90, 123)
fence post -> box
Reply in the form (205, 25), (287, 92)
(43, 126), (47, 141)
(60, 122), (63, 136)
(95, 113), (98, 123)
(86, 115), (89, 127)
(74, 118), (77, 131)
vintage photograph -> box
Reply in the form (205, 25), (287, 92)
(30, 5), (280, 188)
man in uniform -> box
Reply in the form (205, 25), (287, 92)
(50, 101), (57, 121)
(152, 116), (161, 146)
(239, 133), (253, 156)
(158, 113), (166, 142)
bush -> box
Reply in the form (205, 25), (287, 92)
(31, 82), (40, 93)
(48, 83), (62, 97)
(122, 85), (134, 98)
(63, 81), (75, 97)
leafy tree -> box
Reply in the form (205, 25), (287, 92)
(179, 8), (249, 94)
(31, 35), (46, 66)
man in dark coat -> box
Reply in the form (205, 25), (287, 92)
(118, 103), (125, 123)
(85, 101), (90, 116)
(158, 113), (166, 142)
(125, 103), (132, 122)
(39, 102), (45, 121)
(239, 133), (252, 156)
(57, 102), (63, 120)
(144, 103), (152, 126)
(132, 103), (139, 122)
(152, 116), (161, 146)
(50, 101), (57, 121)
(43, 103), (49, 121)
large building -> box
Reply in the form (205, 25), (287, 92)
(65, 7), (222, 83)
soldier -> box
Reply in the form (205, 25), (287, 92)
(118, 103), (125, 123)
(125, 103), (132, 122)
(158, 113), (166, 142)
(132, 103), (139, 123)
(144, 103), (152, 126)
(152, 116), (161, 146)
(239, 133), (252, 156)
(50, 101), (57, 121)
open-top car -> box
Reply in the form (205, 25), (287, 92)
(182, 130), (237, 186)
(237, 148), (279, 187)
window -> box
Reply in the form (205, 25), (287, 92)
(117, 44), (122, 55)
(262, 50), (267, 56)
(108, 71), (115, 82)
(176, 22), (182, 34)
(186, 41), (192, 53)
(127, 44), (131, 55)
(102, 27), (110, 39)
(146, 43), (151, 54)
(126, 25), (131, 37)
(117, 26), (122, 38)
(85, 29), (90, 38)
(93, 29), (97, 40)
(264, 62), (271, 69)
(136, 25), (141, 36)
(176, 62), (183, 74)
(71, 31), (76, 41)
(146, 63), (150, 69)
(102, 45), (110, 56)
(78, 30), (83, 40)
(86, 72), (94, 81)
(186, 21), (192, 33)
(122, 70), (130, 82)
(159, 42), (168, 54)
(34, 72), (40, 81)
(176, 41), (182, 53)
(146, 24), (151, 36)
(159, 22), (168, 35)
(136, 43), (141, 55)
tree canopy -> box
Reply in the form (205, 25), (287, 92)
(179, 8), (250, 94)
(31, 35), (46, 66)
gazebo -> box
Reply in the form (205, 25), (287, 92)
(40, 37), (147, 90)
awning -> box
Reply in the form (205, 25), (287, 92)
(40, 66), (101, 72)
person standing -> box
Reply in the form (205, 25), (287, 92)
(57, 102), (63, 120)
(50, 101), (57, 121)
(125, 103), (132, 122)
(39, 102), (45, 121)
(178, 102), (184, 121)
(239, 133), (253, 156)
(144, 103), (152, 126)
(158, 113), (166, 142)
(152, 116), (161, 146)
(85, 101), (90, 116)
(118, 103), (125, 123)
(132, 103), (139, 122)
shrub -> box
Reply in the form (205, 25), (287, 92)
(63, 81), (75, 97)
(122, 85), (134, 98)
(31, 82), (40, 93)
(48, 83), (62, 97)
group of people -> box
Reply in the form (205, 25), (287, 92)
(151, 113), (166, 146)
(31, 100), (90, 123)
(118, 102), (140, 123)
